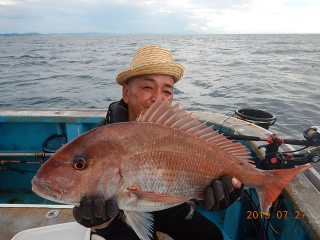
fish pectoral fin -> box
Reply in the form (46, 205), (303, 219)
(123, 210), (154, 240)
(127, 189), (194, 205)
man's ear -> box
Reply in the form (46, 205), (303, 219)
(122, 84), (129, 104)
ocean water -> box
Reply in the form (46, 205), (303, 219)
(0, 34), (319, 170)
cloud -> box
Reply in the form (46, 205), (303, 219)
(0, 0), (320, 34)
(178, 0), (320, 33)
(201, 0), (320, 33)
(0, 0), (22, 6)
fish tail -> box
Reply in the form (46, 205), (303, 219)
(256, 165), (312, 212)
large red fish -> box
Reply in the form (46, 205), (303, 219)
(32, 98), (311, 240)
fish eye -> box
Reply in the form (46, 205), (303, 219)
(71, 156), (87, 170)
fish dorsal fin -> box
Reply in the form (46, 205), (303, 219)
(136, 98), (253, 167)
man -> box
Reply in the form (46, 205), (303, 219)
(73, 45), (243, 240)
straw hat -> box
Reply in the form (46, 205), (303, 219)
(116, 45), (185, 85)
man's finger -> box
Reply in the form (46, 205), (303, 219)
(93, 198), (105, 219)
(73, 206), (82, 223)
(212, 179), (228, 210)
(80, 197), (93, 220)
(106, 198), (119, 219)
(202, 186), (215, 210)
(231, 177), (242, 189)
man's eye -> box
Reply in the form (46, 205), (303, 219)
(164, 91), (172, 96)
(144, 86), (152, 90)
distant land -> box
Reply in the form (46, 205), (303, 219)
(0, 31), (199, 37)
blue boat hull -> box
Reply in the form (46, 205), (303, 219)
(1, 109), (320, 240)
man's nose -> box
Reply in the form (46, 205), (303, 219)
(151, 89), (163, 102)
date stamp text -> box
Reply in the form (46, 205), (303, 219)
(247, 211), (306, 219)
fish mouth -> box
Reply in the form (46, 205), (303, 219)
(31, 176), (65, 203)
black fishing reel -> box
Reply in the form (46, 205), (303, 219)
(261, 127), (320, 170)
(223, 126), (320, 170)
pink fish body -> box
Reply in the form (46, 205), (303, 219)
(32, 98), (311, 240)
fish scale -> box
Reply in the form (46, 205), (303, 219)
(32, 97), (312, 240)
(124, 151), (212, 197)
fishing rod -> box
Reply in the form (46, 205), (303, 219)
(225, 127), (320, 239)
(0, 153), (53, 173)
(223, 126), (320, 170)
(0, 164), (37, 174)
(1, 134), (68, 174)
(1, 160), (42, 164)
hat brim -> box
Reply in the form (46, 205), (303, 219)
(116, 62), (185, 86)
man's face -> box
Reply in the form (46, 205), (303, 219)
(122, 74), (174, 121)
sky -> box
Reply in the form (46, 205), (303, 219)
(1, 0), (320, 34)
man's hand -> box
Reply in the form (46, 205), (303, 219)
(73, 197), (119, 228)
(201, 175), (244, 211)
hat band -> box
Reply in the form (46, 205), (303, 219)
(131, 62), (158, 69)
